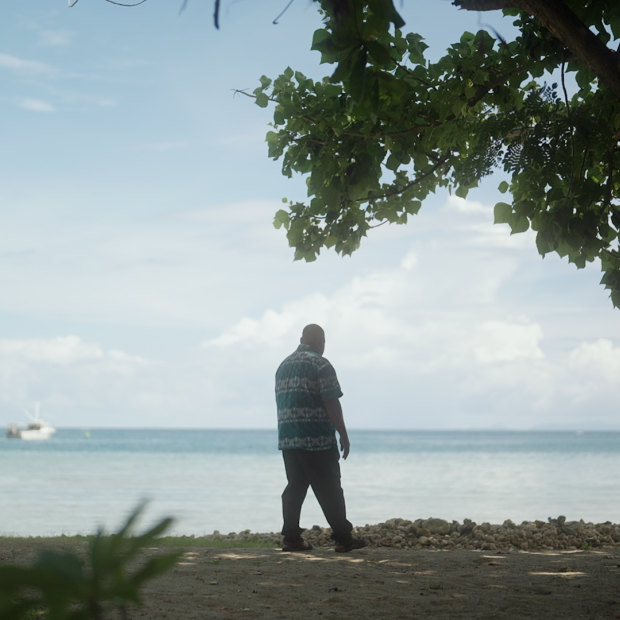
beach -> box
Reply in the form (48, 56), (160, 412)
(4, 430), (620, 616)
(1, 537), (619, 619)
(136, 546), (620, 619)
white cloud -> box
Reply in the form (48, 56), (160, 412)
(446, 195), (490, 214)
(211, 122), (269, 148)
(204, 307), (303, 348)
(561, 339), (620, 406)
(0, 336), (103, 365)
(0, 199), (293, 330)
(443, 194), (536, 252)
(147, 140), (190, 152)
(401, 254), (418, 273)
(470, 320), (544, 364)
(0, 336), (177, 427)
(0, 337), (149, 368)
(183, 200), (274, 226)
(19, 98), (55, 113)
(202, 267), (412, 357)
(1, 179), (617, 430)
(94, 97), (116, 107)
(0, 53), (53, 74)
(193, 195), (618, 430)
(569, 339), (620, 379)
(38, 29), (74, 47)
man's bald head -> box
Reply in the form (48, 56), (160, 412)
(300, 324), (325, 355)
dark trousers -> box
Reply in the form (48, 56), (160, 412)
(281, 446), (353, 544)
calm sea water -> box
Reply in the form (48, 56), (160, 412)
(1, 429), (618, 537)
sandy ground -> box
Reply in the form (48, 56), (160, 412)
(2, 541), (620, 618)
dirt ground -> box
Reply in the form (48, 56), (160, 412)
(2, 541), (620, 618)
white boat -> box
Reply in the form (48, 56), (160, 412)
(6, 403), (56, 440)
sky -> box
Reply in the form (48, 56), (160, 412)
(0, 0), (618, 431)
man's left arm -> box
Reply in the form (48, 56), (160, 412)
(324, 397), (350, 460)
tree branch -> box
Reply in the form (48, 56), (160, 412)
(453, 0), (513, 8)
(364, 151), (452, 203)
(454, 0), (620, 100)
(213, 0), (220, 28)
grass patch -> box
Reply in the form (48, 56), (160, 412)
(0, 534), (278, 549)
(157, 535), (277, 548)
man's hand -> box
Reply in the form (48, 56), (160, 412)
(339, 433), (350, 460)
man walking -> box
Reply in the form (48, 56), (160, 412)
(275, 324), (366, 553)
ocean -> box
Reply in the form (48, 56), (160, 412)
(1, 429), (619, 537)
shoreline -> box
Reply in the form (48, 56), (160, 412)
(4, 516), (620, 552)
(185, 516), (620, 551)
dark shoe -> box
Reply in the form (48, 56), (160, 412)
(335, 536), (367, 553)
(282, 539), (313, 552)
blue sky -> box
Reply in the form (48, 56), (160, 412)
(1, 0), (618, 430)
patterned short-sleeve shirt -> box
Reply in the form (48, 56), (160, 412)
(275, 344), (343, 451)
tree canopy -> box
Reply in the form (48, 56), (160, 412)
(251, 0), (620, 307)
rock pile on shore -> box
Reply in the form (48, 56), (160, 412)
(206, 516), (620, 551)
(315, 516), (620, 550)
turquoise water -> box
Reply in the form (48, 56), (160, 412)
(1, 429), (618, 536)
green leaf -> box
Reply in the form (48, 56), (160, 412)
(254, 92), (269, 108)
(406, 32), (428, 65)
(367, 0), (405, 27)
(494, 202), (512, 224)
(273, 209), (290, 229)
(575, 68), (595, 91)
(459, 31), (476, 46)
(608, 14), (620, 39)
(510, 216), (529, 234)
(454, 185), (469, 198)
(498, 180), (509, 194)
(311, 29), (341, 64)
(311, 28), (330, 49)
(348, 49), (368, 103)
(0, 503), (178, 619)
(366, 40), (392, 67)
